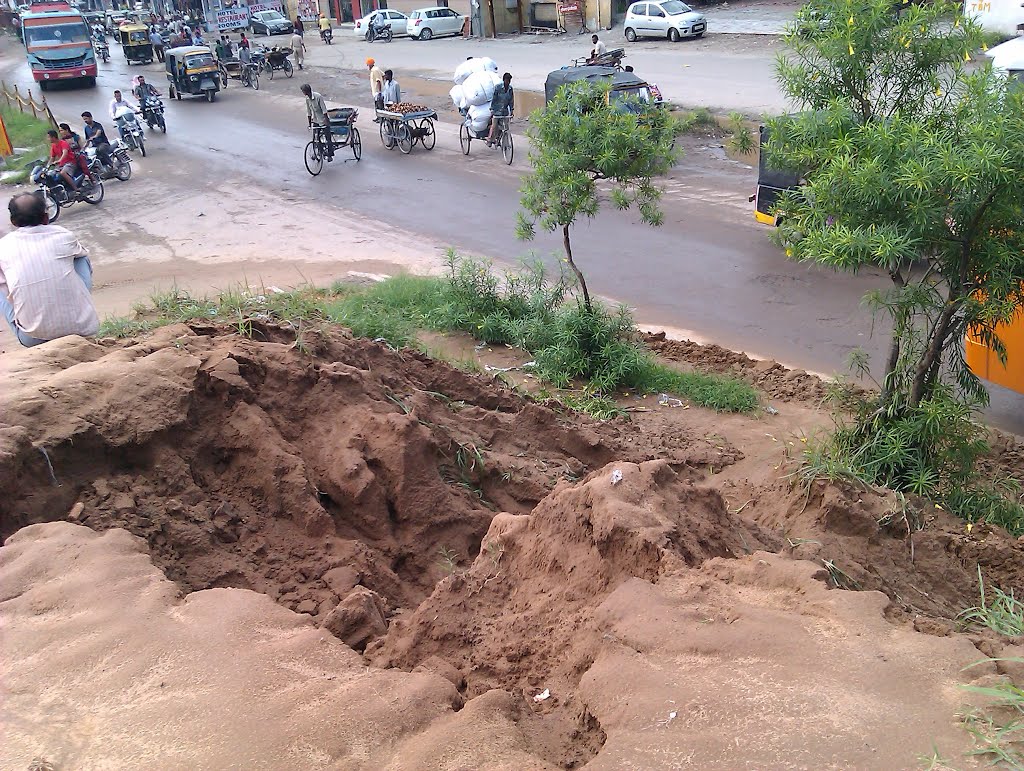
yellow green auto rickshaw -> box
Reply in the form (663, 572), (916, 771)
(119, 23), (153, 64)
(165, 46), (222, 102)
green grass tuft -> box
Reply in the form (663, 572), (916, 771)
(958, 567), (1024, 637)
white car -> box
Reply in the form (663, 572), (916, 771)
(353, 9), (409, 37)
(624, 0), (707, 42)
(406, 6), (465, 40)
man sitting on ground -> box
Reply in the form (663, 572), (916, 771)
(0, 193), (98, 347)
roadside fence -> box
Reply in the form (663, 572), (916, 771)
(0, 81), (58, 127)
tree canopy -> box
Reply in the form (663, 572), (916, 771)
(517, 81), (679, 309)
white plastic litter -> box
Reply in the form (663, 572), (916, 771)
(610, 469), (623, 485)
(533, 689), (551, 703)
(657, 393), (684, 407)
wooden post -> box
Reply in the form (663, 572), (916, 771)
(13, 84), (22, 114)
(487, 0), (496, 37)
(26, 88), (38, 119)
(516, 0), (524, 31)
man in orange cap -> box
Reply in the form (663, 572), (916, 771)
(367, 57), (384, 111)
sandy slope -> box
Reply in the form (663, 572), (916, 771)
(1, 325), (1020, 769)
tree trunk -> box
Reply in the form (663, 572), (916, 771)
(562, 225), (592, 311)
(879, 333), (901, 406)
(910, 300), (958, 407)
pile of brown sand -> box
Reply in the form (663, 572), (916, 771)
(2, 323), (1022, 769)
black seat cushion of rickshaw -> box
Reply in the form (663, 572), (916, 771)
(327, 107), (357, 123)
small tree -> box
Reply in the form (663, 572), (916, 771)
(517, 81), (679, 310)
(771, 77), (1024, 408)
(778, 0), (986, 124)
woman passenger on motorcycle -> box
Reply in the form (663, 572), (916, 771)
(58, 124), (94, 184)
(45, 130), (80, 195)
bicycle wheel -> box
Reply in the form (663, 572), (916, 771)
(250, 70), (260, 90)
(420, 119), (436, 150)
(284, 59), (293, 77)
(304, 139), (323, 176)
(397, 123), (413, 154)
(380, 119), (395, 149)
(501, 128), (513, 165)
(350, 126), (361, 160)
(459, 123), (470, 155)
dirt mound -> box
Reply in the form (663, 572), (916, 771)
(645, 331), (838, 403)
(0, 324), (737, 636)
(736, 477), (1024, 620)
(0, 522), (556, 770)
(372, 461), (772, 704)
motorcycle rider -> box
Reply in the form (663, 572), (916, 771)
(108, 89), (138, 143)
(81, 111), (114, 172)
(57, 123), (94, 184)
(45, 129), (80, 196)
(367, 11), (388, 41)
(318, 13), (331, 41)
(132, 77), (160, 126)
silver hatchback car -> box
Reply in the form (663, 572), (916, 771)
(624, 0), (707, 42)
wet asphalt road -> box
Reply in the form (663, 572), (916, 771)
(4, 41), (1021, 432)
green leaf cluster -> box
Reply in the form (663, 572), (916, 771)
(518, 81), (680, 237)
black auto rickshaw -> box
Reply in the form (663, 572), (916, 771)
(544, 66), (657, 110)
(751, 124), (801, 226)
(119, 23), (153, 64)
(165, 46), (222, 102)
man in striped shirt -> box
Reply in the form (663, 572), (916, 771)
(0, 193), (98, 347)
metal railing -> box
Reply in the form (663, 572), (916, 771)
(0, 80), (58, 127)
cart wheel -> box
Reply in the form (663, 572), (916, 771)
(380, 119), (396, 149)
(397, 123), (413, 154)
(251, 71), (260, 90)
(304, 140), (323, 176)
(265, 60), (274, 78)
(351, 127), (362, 160)
(502, 129), (513, 165)
(459, 123), (471, 156)
(420, 119), (436, 150)
(284, 59), (293, 77)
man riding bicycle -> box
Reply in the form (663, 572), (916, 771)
(301, 83), (334, 162)
(486, 72), (513, 147)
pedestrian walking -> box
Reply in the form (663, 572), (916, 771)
(291, 30), (305, 70)
(294, 15), (303, 35)
(149, 27), (164, 62)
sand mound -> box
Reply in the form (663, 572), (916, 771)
(0, 326), (732, 633)
(0, 522), (553, 770)
(2, 324), (1022, 768)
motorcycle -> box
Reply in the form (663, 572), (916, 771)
(114, 106), (146, 157)
(140, 95), (166, 133)
(85, 139), (132, 182)
(320, 27), (332, 44)
(94, 37), (110, 62)
(30, 164), (104, 224)
(366, 22), (392, 43)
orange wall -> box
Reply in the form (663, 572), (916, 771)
(966, 307), (1024, 394)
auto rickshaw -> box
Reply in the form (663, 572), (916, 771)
(165, 46), (222, 102)
(119, 23), (154, 64)
(544, 66), (656, 108)
(751, 124), (800, 226)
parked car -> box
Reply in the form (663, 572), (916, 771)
(250, 9), (293, 35)
(623, 0), (706, 41)
(406, 6), (465, 39)
(354, 9), (409, 37)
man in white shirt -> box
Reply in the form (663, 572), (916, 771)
(108, 89), (137, 142)
(588, 34), (607, 63)
(0, 193), (98, 347)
